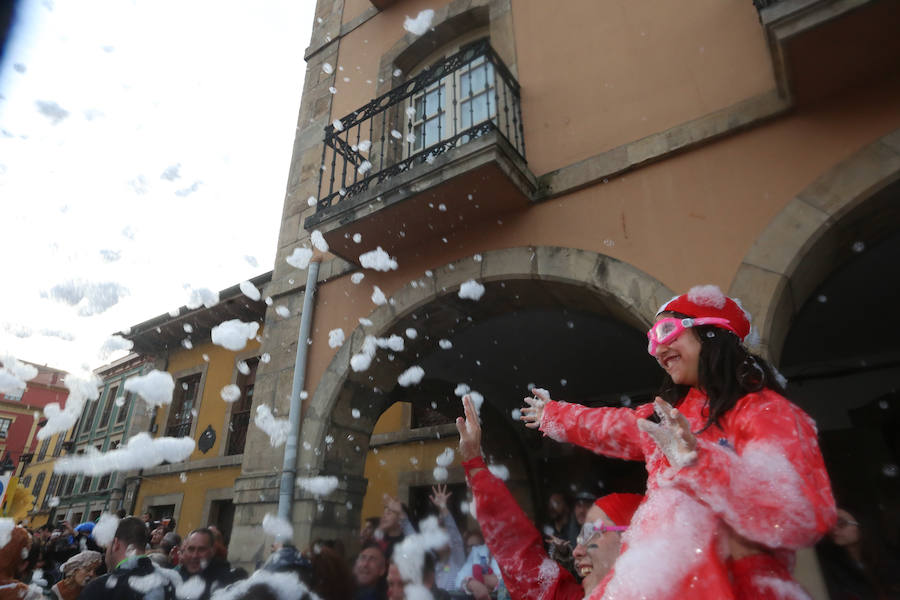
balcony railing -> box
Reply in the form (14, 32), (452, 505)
(315, 39), (525, 211)
(165, 421), (192, 438)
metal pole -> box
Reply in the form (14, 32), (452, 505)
(277, 257), (321, 530)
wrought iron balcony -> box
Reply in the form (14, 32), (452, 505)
(307, 39), (534, 260)
(315, 39), (524, 212)
(165, 421), (192, 439)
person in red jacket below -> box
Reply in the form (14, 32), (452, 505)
(521, 284), (837, 600)
(456, 394), (643, 599)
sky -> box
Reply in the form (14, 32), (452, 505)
(0, 0), (315, 374)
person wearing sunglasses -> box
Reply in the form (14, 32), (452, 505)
(521, 285), (837, 600)
(455, 394), (643, 599)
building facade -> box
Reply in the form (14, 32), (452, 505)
(43, 353), (155, 526)
(121, 272), (269, 548)
(0, 361), (68, 475)
(217, 1), (899, 596)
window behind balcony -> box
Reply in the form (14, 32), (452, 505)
(166, 373), (201, 438)
(404, 35), (495, 157)
(226, 357), (258, 455)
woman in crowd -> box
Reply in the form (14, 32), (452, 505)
(457, 394), (643, 599)
(50, 550), (101, 600)
(521, 285), (837, 599)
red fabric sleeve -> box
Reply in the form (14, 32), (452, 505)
(539, 401), (650, 461)
(669, 391), (836, 549)
(467, 467), (583, 600)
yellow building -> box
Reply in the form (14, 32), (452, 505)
(122, 272), (270, 547)
(17, 428), (72, 528)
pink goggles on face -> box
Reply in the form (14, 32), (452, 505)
(647, 317), (733, 355)
(576, 520), (628, 546)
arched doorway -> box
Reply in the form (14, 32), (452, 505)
(292, 247), (673, 547)
(779, 181), (900, 598)
(731, 130), (900, 597)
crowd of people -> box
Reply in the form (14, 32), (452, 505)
(3, 284), (895, 599)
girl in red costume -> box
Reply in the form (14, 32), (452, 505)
(521, 285), (837, 599)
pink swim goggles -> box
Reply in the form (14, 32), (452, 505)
(576, 520), (628, 546)
(647, 317), (732, 355)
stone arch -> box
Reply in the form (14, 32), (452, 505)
(291, 245), (673, 545)
(729, 129), (900, 364)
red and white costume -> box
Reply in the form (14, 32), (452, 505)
(463, 456), (584, 600)
(539, 388), (837, 599)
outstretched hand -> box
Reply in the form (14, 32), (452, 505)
(520, 387), (551, 429)
(637, 397), (698, 468)
(429, 484), (452, 514)
(456, 394), (482, 462)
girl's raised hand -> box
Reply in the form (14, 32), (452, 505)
(456, 394), (482, 462)
(637, 397), (698, 468)
(520, 387), (550, 429)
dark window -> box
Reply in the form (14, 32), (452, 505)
(72, 512), (83, 524)
(89, 510), (101, 522)
(38, 437), (50, 461)
(82, 396), (99, 435)
(42, 474), (58, 508)
(0, 418), (11, 439)
(166, 373), (201, 438)
(148, 504), (175, 520)
(98, 385), (117, 428)
(226, 358), (259, 455)
(98, 473), (111, 490)
(209, 499), (235, 545)
(81, 476), (93, 493)
(53, 433), (65, 457)
(33, 472), (45, 502)
(37, 437), (51, 461)
(22, 475), (31, 488)
(63, 475), (76, 496)
(115, 392), (130, 424)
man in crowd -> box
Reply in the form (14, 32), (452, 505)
(78, 516), (177, 600)
(174, 528), (242, 599)
(353, 543), (387, 600)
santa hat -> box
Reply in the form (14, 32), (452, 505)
(657, 284), (752, 342)
(594, 493), (644, 526)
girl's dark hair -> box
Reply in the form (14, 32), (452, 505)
(657, 315), (786, 432)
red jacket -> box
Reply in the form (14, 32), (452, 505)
(464, 456), (584, 600)
(540, 388), (836, 600)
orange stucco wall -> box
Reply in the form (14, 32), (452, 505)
(299, 77), (900, 408)
(327, 0), (774, 176)
(511, 0), (774, 175)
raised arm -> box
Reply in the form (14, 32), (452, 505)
(457, 395), (582, 600)
(522, 388), (649, 461)
(669, 391), (837, 549)
(430, 484), (466, 567)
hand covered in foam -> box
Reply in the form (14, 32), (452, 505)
(637, 397), (698, 469)
(520, 388), (550, 429)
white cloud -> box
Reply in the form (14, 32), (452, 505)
(0, 0), (312, 372)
